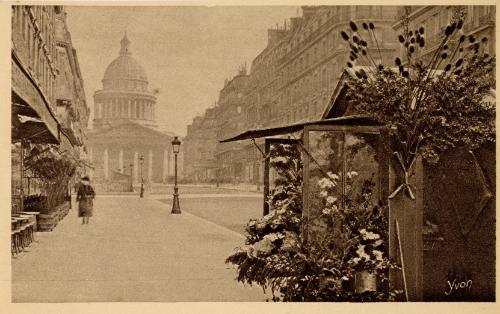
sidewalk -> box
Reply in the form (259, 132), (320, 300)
(12, 196), (268, 302)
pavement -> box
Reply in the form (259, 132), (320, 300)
(157, 196), (264, 235)
(11, 195), (269, 302)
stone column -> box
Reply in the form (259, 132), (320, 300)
(163, 148), (169, 183)
(119, 149), (123, 173)
(128, 100), (131, 118)
(134, 152), (138, 183)
(168, 146), (172, 180)
(103, 148), (109, 180)
(88, 146), (93, 163)
(148, 149), (153, 182)
(95, 103), (100, 119)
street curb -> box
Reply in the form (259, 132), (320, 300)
(150, 198), (246, 240)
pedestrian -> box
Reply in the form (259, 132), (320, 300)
(77, 175), (95, 224)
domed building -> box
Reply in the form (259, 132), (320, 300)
(87, 35), (183, 187)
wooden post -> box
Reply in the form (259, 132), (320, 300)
(263, 140), (270, 216)
(388, 157), (424, 301)
(19, 140), (25, 213)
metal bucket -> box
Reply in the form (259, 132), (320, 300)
(355, 271), (377, 293)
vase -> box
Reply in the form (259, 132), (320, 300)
(355, 270), (377, 293)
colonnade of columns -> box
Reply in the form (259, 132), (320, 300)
(94, 98), (155, 120)
(91, 145), (181, 183)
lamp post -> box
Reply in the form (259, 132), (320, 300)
(171, 136), (181, 214)
(129, 163), (133, 192)
(139, 155), (144, 198)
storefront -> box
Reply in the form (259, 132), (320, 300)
(11, 52), (60, 214)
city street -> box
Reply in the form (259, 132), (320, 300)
(12, 192), (267, 302)
(157, 194), (264, 234)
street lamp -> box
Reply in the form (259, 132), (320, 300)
(129, 163), (134, 192)
(171, 136), (181, 214)
(139, 155), (144, 198)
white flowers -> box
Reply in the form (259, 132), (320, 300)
(281, 232), (299, 251)
(322, 208), (332, 215)
(250, 233), (283, 256)
(263, 232), (285, 243)
(252, 238), (273, 255)
(327, 171), (339, 181)
(346, 171), (359, 179)
(270, 156), (289, 163)
(356, 244), (370, 260)
(373, 239), (383, 247)
(317, 171), (340, 189)
(372, 250), (384, 261)
(360, 229), (380, 240)
(326, 196), (337, 204)
(318, 177), (336, 189)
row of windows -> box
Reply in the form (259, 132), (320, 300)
(399, 6), (495, 58)
(279, 59), (342, 108)
(95, 99), (155, 120)
(12, 5), (57, 105)
(244, 96), (324, 129)
(103, 79), (148, 91)
(281, 27), (383, 85)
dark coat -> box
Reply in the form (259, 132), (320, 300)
(77, 184), (95, 217)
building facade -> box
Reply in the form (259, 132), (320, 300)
(393, 6), (495, 62)
(11, 5), (90, 211)
(54, 7), (91, 176)
(184, 107), (218, 183)
(87, 35), (183, 186)
(185, 5), (495, 186)
(185, 6), (400, 185)
(214, 68), (250, 183)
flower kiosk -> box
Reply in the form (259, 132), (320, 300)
(223, 70), (495, 301)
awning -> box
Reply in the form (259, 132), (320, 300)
(12, 110), (59, 144)
(12, 53), (59, 144)
(220, 115), (382, 143)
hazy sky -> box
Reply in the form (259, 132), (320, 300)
(65, 6), (298, 135)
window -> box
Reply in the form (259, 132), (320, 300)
(304, 126), (384, 220)
(118, 101), (122, 117)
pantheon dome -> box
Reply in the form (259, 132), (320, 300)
(93, 35), (157, 129)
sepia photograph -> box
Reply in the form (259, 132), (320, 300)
(6, 1), (496, 306)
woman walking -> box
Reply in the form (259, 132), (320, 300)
(77, 175), (95, 224)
